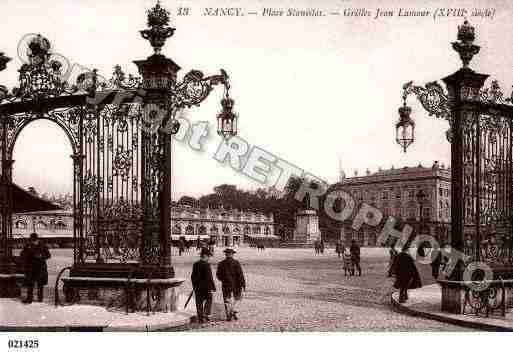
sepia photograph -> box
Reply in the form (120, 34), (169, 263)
(1, 0), (512, 356)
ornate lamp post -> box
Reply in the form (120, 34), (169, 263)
(396, 20), (487, 275)
(396, 20), (513, 313)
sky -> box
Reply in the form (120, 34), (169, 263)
(2, 0), (513, 199)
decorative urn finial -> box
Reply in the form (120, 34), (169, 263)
(140, 1), (175, 54)
(452, 19), (480, 69)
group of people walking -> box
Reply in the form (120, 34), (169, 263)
(191, 247), (246, 323)
(16, 230), (427, 317)
(178, 237), (217, 256)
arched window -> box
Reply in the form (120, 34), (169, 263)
(36, 221), (47, 230)
(15, 220), (27, 230)
(185, 225), (194, 235)
(55, 221), (67, 230)
(172, 225), (182, 235)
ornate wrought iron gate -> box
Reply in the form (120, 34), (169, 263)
(400, 21), (513, 273)
(0, 3), (236, 283)
(460, 86), (513, 264)
(0, 41), (150, 268)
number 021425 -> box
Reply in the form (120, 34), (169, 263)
(7, 339), (39, 349)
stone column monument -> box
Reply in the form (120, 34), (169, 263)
(291, 210), (321, 247)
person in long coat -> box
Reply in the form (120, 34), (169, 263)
(387, 247), (398, 277)
(216, 248), (246, 321)
(350, 240), (362, 276)
(393, 246), (422, 303)
(191, 247), (216, 323)
(20, 233), (51, 303)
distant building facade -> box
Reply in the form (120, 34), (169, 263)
(13, 205), (277, 247)
(171, 206), (277, 246)
(332, 161), (451, 247)
(13, 210), (74, 239)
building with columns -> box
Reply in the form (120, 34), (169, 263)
(332, 161), (451, 246)
(12, 210), (74, 241)
(12, 204), (277, 247)
(170, 206), (277, 246)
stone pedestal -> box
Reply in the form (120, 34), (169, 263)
(61, 277), (185, 313)
(439, 280), (465, 314)
(291, 210), (321, 246)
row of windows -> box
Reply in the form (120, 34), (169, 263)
(381, 207), (431, 219)
(14, 220), (68, 230)
(171, 225), (271, 236)
(174, 212), (271, 222)
(349, 189), (431, 201)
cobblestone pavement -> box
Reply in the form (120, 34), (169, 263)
(41, 247), (471, 331)
(171, 247), (470, 331)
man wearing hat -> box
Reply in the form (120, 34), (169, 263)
(216, 247), (246, 321)
(191, 247), (216, 323)
(20, 233), (51, 303)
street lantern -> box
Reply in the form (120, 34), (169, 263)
(395, 100), (415, 153)
(217, 94), (238, 139)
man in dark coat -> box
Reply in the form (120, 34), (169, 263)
(350, 240), (362, 276)
(216, 247), (246, 321)
(20, 233), (51, 304)
(387, 247), (398, 277)
(393, 246), (422, 303)
(191, 247), (216, 323)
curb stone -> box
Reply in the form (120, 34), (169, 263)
(390, 291), (513, 332)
